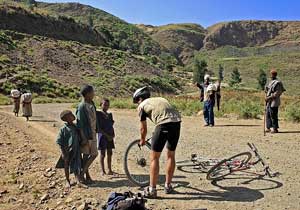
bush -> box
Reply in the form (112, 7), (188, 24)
(229, 67), (242, 87)
(193, 59), (207, 84)
(285, 102), (300, 122)
(110, 98), (136, 109)
(0, 94), (11, 105)
(257, 69), (267, 90)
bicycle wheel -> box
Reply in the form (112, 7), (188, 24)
(124, 140), (151, 187)
(206, 152), (252, 181)
(177, 159), (218, 173)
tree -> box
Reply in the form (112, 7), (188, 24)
(229, 67), (242, 87)
(218, 64), (224, 81)
(26, 0), (36, 10)
(257, 69), (267, 90)
(193, 59), (207, 84)
(88, 16), (94, 28)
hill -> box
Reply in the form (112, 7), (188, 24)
(204, 20), (300, 50)
(137, 23), (206, 65)
(1, 0), (300, 98)
(36, 1), (164, 57)
(0, 4), (181, 100)
(0, 5), (107, 46)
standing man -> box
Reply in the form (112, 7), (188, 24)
(196, 74), (220, 127)
(265, 69), (285, 134)
(76, 84), (99, 183)
(133, 87), (181, 198)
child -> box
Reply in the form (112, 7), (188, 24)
(56, 110), (83, 190)
(97, 98), (115, 176)
(76, 84), (99, 184)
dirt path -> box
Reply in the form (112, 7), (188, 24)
(0, 103), (300, 210)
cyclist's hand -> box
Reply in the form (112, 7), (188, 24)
(139, 138), (146, 146)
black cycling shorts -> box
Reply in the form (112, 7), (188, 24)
(151, 122), (181, 152)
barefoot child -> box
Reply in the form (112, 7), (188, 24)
(97, 98), (115, 176)
(76, 85), (99, 184)
(56, 110), (83, 190)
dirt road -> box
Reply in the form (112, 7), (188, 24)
(0, 103), (300, 210)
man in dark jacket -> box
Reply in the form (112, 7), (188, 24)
(265, 69), (285, 134)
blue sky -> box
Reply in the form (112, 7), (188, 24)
(42, 0), (300, 27)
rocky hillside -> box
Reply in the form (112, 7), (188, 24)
(36, 1), (164, 56)
(137, 24), (206, 64)
(1, 0), (300, 98)
(0, 29), (181, 98)
(0, 5), (107, 46)
(204, 20), (300, 50)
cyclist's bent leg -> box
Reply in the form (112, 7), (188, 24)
(166, 150), (175, 185)
(150, 124), (167, 189)
(166, 122), (181, 186)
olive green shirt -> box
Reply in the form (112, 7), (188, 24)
(138, 97), (181, 126)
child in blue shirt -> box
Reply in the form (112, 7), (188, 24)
(56, 110), (83, 190)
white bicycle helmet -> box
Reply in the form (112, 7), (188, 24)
(133, 86), (151, 103)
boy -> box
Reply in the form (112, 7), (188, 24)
(56, 110), (82, 190)
(76, 84), (99, 184)
(97, 98), (115, 176)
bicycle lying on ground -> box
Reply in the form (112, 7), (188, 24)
(124, 138), (277, 187)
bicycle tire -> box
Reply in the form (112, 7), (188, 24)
(206, 152), (252, 181)
(177, 159), (218, 173)
(123, 139), (151, 187)
(177, 163), (209, 173)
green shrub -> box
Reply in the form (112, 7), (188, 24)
(285, 102), (300, 122)
(0, 55), (11, 64)
(0, 94), (11, 105)
(110, 98), (136, 109)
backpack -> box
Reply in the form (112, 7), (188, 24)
(102, 191), (147, 210)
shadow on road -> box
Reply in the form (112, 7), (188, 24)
(215, 125), (260, 127)
(88, 174), (186, 189)
(278, 131), (300, 134)
(29, 119), (57, 123)
(158, 175), (283, 202)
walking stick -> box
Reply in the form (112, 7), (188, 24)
(263, 101), (266, 136)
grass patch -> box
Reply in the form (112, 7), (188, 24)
(285, 101), (300, 122)
(77, 89), (299, 122)
(0, 94), (11, 105)
(195, 45), (300, 95)
(32, 96), (78, 104)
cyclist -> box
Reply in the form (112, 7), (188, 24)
(133, 86), (181, 198)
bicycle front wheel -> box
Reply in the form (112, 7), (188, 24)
(206, 152), (252, 181)
(124, 140), (151, 187)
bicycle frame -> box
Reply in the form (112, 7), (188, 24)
(221, 143), (274, 178)
(138, 137), (152, 150)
